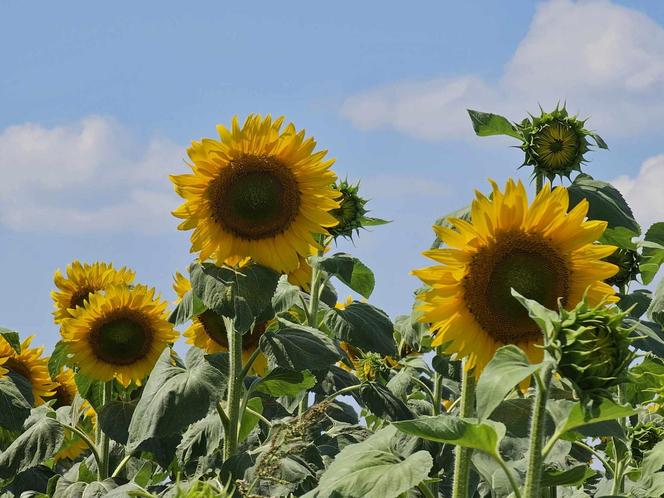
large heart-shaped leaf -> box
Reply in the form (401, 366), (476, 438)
(303, 425), (433, 498)
(259, 322), (341, 371)
(0, 373), (33, 431)
(324, 302), (396, 356)
(126, 348), (227, 452)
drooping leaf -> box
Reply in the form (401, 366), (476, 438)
(476, 345), (547, 420)
(0, 373), (33, 431)
(302, 425), (433, 498)
(253, 367), (316, 397)
(393, 414), (506, 458)
(126, 348), (227, 452)
(97, 400), (136, 445)
(0, 406), (64, 479)
(325, 302), (396, 356)
(176, 412), (223, 476)
(641, 222), (664, 285)
(628, 319), (664, 357)
(0, 327), (21, 353)
(648, 278), (664, 327)
(360, 383), (414, 421)
(1, 465), (56, 496)
(617, 290), (652, 319)
(467, 110), (522, 139)
(312, 253), (375, 299)
(541, 464), (593, 487)
(567, 174), (640, 234)
(272, 277), (303, 314)
(168, 289), (207, 325)
(47, 341), (71, 378)
(259, 322), (341, 371)
(239, 397), (264, 442)
(550, 398), (636, 436)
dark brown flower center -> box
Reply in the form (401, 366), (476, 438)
(462, 230), (570, 344)
(207, 154), (301, 240)
(197, 310), (268, 350)
(69, 286), (96, 310)
(4, 358), (30, 381)
(89, 311), (153, 365)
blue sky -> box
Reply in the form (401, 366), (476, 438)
(1, 0), (663, 352)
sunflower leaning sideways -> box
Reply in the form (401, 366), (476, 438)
(413, 178), (618, 376)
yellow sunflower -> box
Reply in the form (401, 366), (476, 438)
(170, 114), (340, 273)
(52, 261), (136, 323)
(413, 179), (618, 375)
(0, 336), (57, 405)
(172, 272), (268, 375)
(61, 285), (178, 387)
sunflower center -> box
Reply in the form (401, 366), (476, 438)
(69, 287), (95, 310)
(4, 357), (30, 381)
(534, 123), (578, 170)
(89, 312), (152, 365)
(207, 154), (301, 240)
(462, 230), (570, 344)
(53, 384), (75, 408)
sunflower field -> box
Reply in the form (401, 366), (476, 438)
(1, 107), (664, 498)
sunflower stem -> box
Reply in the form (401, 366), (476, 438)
(100, 380), (113, 479)
(433, 370), (443, 415)
(451, 364), (476, 498)
(224, 317), (243, 461)
(523, 365), (554, 498)
(59, 423), (103, 479)
(535, 172), (544, 193)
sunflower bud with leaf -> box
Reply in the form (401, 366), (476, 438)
(328, 179), (388, 240)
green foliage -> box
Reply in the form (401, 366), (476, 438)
(324, 302), (396, 356)
(0, 373), (33, 432)
(312, 253), (375, 299)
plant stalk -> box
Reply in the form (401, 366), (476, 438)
(535, 172), (544, 194)
(451, 364), (476, 498)
(223, 318), (243, 460)
(523, 365), (554, 498)
(433, 371), (443, 415)
(99, 380), (113, 479)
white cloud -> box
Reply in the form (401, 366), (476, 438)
(612, 154), (664, 230)
(0, 116), (183, 233)
(342, 0), (664, 140)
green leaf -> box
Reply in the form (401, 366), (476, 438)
(648, 277), (664, 327)
(511, 290), (559, 338)
(74, 373), (105, 412)
(239, 397), (263, 442)
(272, 277), (303, 314)
(360, 216), (390, 228)
(253, 367), (316, 397)
(599, 226), (638, 250)
(552, 398), (636, 436)
(541, 464), (593, 487)
(467, 110), (522, 139)
(325, 302), (396, 356)
(259, 322), (341, 371)
(0, 406), (64, 479)
(0, 374), (33, 431)
(360, 383), (414, 422)
(476, 345), (546, 420)
(588, 132), (608, 149)
(190, 262), (280, 332)
(97, 400), (136, 445)
(628, 319), (664, 357)
(567, 174), (640, 234)
(302, 425), (433, 498)
(313, 253), (375, 299)
(393, 414), (506, 458)
(2, 465), (56, 497)
(168, 289), (207, 325)
(47, 341), (71, 378)
(617, 290), (652, 319)
(126, 348), (227, 452)
(641, 222), (664, 284)
(0, 327), (21, 353)
(176, 412), (223, 475)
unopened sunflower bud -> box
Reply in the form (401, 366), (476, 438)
(605, 248), (641, 288)
(328, 179), (387, 240)
(517, 105), (606, 181)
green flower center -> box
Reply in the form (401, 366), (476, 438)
(533, 122), (579, 170)
(463, 230), (570, 344)
(207, 154), (301, 240)
(90, 312), (152, 365)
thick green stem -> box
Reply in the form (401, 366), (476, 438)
(452, 365), (476, 498)
(223, 318), (243, 460)
(60, 423), (102, 476)
(433, 371), (443, 416)
(111, 451), (134, 478)
(523, 365), (554, 498)
(535, 173), (544, 194)
(99, 380), (113, 479)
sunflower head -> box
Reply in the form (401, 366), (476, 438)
(61, 285), (178, 387)
(171, 114), (340, 273)
(547, 299), (634, 414)
(0, 336), (57, 405)
(413, 179), (618, 375)
(47, 368), (78, 408)
(604, 248), (641, 288)
(518, 105), (602, 181)
(52, 261), (136, 323)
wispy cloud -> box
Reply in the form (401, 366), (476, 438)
(612, 154), (664, 231)
(342, 0), (664, 141)
(0, 116), (183, 233)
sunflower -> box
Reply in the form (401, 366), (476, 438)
(170, 114), (340, 273)
(49, 368), (78, 408)
(52, 261), (136, 323)
(172, 273), (269, 375)
(413, 179), (618, 374)
(61, 285), (178, 387)
(0, 336), (57, 405)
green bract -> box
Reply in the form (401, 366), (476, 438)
(605, 247), (641, 288)
(328, 179), (388, 240)
(630, 417), (664, 463)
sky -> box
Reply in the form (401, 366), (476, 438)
(1, 0), (663, 353)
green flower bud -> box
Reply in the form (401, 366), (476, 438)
(605, 248), (641, 288)
(517, 105), (607, 181)
(549, 300), (635, 414)
(329, 179), (388, 240)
